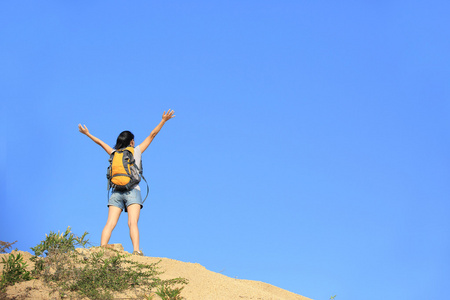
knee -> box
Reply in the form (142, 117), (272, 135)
(128, 220), (138, 228)
(105, 221), (117, 230)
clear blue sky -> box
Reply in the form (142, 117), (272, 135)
(1, 1), (449, 300)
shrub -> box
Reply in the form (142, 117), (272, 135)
(156, 284), (185, 300)
(30, 226), (89, 257)
(30, 227), (188, 299)
(0, 253), (32, 289)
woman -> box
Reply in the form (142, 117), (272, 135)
(78, 109), (175, 255)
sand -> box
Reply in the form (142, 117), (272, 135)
(0, 245), (312, 300)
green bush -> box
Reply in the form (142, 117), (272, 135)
(30, 227), (188, 299)
(30, 226), (89, 257)
(156, 284), (185, 300)
(0, 253), (32, 289)
(66, 251), (162, 299)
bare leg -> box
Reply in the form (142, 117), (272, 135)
(127, 204), (141, 252)
(101, 206), (122, 246)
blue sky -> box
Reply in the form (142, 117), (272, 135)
(1, 1), (449, 300)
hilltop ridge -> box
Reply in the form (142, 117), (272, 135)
(1, 244), (311, 300)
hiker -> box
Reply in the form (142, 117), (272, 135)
(78, 109), (175, 255)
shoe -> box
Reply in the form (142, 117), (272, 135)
(132, 250), (144, 256)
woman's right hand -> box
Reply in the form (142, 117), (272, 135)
(78, 124), (89, 135)
(162, 109), (175, 121)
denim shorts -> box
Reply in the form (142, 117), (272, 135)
(108, 188), (143, 212)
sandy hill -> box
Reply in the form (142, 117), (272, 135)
(1, 244), (312, 300)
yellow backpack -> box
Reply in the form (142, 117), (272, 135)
(106, 147), (149, 203)
(107, 147), (141, 190)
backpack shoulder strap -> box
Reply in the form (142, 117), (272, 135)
(141, 175), (149, 203)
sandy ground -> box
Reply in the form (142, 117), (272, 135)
(0, 245), (312, 300)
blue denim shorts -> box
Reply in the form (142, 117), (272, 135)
(108, 188), (143, 212)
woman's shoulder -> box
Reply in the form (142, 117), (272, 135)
(134, 145), (142, 155)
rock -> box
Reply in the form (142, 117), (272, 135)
(106, 243), (124, 252)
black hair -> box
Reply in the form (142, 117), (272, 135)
(114, 131), (134, 149)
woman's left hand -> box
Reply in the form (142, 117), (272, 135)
(78, 124), (89, 135)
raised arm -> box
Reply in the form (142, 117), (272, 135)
(139, 109), (175, 154)
(78, 124), (114, 155)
